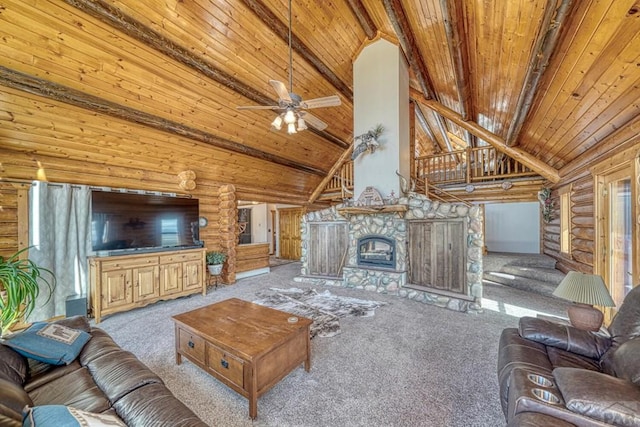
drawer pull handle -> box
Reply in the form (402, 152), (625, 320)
(188, 341), (195, 349)
(220, 359), (229, 369)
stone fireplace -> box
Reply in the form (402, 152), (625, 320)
(296, 193), (484, 313)
(294, 38), (483, 313)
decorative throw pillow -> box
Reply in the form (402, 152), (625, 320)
(23, 405), (125, 427)
(1, 322), (91, 365)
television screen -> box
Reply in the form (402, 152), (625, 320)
(91, 191), (201, 254)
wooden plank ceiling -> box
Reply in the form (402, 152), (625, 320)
(1, 0), (639, 202)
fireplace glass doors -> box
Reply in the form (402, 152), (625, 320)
(357, 236), (395, 268)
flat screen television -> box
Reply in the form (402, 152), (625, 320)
(91, 191), (201, 254)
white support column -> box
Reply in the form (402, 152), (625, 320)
(353, 39), (410, 199)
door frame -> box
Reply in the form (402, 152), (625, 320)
(592, 147), (639, 323)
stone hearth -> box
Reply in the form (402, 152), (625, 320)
(295, 193), (484, 313)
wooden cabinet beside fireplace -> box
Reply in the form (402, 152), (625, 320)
(89, 248), (206, 323)
(408, 219), (467, 296)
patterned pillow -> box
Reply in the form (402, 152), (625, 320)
(1, 322), (91, 365)
(23, 405), (125, 427)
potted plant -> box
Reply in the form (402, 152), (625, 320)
(206, 251), (227, 276)
(0, 247), (56, 337)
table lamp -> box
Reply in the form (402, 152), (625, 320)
(552, 271), (616, 331)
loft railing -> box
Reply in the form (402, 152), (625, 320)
(320, 146), (538, 200)
(416, 146), (538, 185)
(323, 160), (354, 198)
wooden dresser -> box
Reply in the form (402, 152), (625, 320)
(89, 248), (206, 323)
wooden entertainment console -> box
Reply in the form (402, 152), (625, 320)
(89, 248), (206, 323)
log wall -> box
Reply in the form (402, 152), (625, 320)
(0, 152), (239, 284)
(543, 140), (640, 280)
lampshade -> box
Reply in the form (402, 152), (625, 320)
(271, 115), (283, 131)
(553, 272), (615, 307)
(297, 117), (307, 131)
(287, 122), (297, 135)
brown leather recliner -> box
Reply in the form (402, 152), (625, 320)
(497, 285), (640, 427)
(0, 316), (207, 427)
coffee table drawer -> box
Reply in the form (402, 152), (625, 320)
(178, 328), (205, 364)
(207, 344), (244, 388)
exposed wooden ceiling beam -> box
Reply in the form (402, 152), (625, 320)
(240, 0), (353, 101)
(412, 90), (560, 183)
(413, 102), (441, 153)
(0, 66), (327, 177)
(345, 0), (378, 39)
(441, 0), (472, 122)
(63, 0), (349, 150)
(505, 0), (574, 146)
(383, 0), (436, 99)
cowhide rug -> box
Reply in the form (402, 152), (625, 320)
(253, 287), (387, 338)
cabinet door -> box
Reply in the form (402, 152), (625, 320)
(408, 220), (466, 294)
(160, 262), (183, 296)
(101, 269), (133, 310)
(182, 260), (203, 291)
(133, 266), (160, 302)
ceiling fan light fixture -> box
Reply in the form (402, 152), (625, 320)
(297, 117), (307, 131)
(287, 122), (297, 135)
(284, 109), (296, 124)
(271, 115), (283, 131)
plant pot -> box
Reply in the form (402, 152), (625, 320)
(208, 264), (223, 276)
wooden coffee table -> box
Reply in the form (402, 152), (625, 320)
(172, 298), (313, 419)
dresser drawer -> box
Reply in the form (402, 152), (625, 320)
(207, 344), (244, 388)
(100, 256), (159, 271)
(178, 329), (205, 364)
(160, 251), (202, 264)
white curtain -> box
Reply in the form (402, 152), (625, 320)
(28, 182), (92, 321)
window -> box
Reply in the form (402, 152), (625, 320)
(559, 187), (571, 255)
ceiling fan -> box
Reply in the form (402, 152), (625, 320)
(236, 0), (341, 134)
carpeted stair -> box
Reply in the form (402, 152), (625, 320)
(483, 252), (565, 297)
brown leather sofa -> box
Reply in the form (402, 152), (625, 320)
(498, 285), (640, 427)
(0, 316), (207, 427)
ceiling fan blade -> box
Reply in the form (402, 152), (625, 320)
(301, 112), (328, 131)
(300, 95), (341, 109)
(236, 105), (280, 110)
(269, 80), (292, 103)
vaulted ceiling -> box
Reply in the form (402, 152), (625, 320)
(1, 0), (639, 203)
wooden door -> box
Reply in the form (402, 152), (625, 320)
(101, 269), (133, 309)
(308, 222), (348, 276)
(182, 260), (203, 291)
(159, 263), (182, 296)
(279, 208), (303, 260)
(408, 219), (466, 294)
(133, 265), (160, 302)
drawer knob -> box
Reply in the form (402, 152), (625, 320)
(220, 359), (229, 369)
(188, 341), (195, 349)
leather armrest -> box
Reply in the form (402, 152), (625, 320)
(554, 367), (640, 427)
(0, 377), (33, 424)
(519, 317), (611, 360)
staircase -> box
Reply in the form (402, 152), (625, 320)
(483, 252), (565, 297)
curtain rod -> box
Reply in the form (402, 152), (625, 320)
(0, 179), (192, 198)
